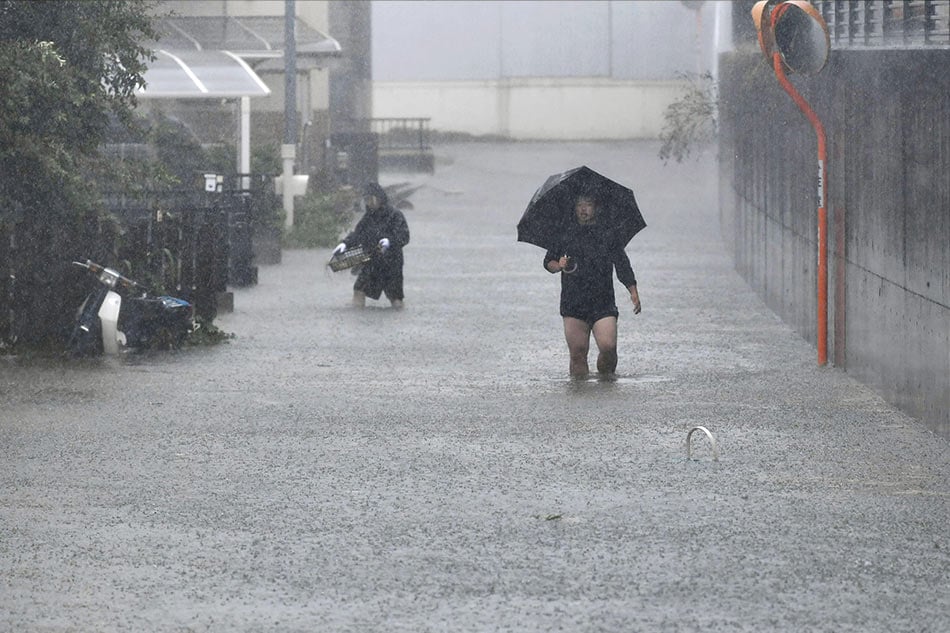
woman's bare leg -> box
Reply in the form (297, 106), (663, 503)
(384, 289), (404, 309)
(562, 317), (592, 378)
(591, 316), (618, 374)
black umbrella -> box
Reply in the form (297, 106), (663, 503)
(517, 165), (646, 251)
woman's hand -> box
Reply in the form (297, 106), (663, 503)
(559, 256), (577, 274)
(546, 256), (575, 274)
(629, 285), (641, 314)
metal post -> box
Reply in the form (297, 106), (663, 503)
(769, 7), (829, 366)
(283, 0), (297, 229)
(284, 0), (297, 145)
(240, 96), (250, 192)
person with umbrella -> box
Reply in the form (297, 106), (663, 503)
(518, 166), (645, 379)
(332, 182), (410, 309)
(543, 193), (641, 378)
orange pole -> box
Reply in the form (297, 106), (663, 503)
(770, 51), (828, 366)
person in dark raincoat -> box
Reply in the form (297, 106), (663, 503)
(543, 193), (641, 378)
(333, 183), (410, 308)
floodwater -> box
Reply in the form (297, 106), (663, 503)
(2, 141), (949, 632)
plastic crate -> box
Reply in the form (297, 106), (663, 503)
(328, 246), (372, 272)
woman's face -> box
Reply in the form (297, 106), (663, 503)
(574, 197), (596, 224)
(364, 194), (381, 210)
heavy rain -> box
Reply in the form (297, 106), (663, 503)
(2, 1), (949, 631)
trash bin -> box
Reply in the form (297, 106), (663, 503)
(226, 196), (257, 287)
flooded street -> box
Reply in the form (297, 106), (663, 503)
(3, 141), (949, 631)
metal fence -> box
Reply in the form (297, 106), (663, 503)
(352, 118), (435, 174)
(814, 0), (950, 47)
(103, 174), (280, 299)
(0, 176), (278, 349)
(365, 118), (432, 152)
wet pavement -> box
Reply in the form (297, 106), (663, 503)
(2, 141), (949, 632)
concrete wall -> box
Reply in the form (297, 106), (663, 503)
(718, 49), (950, 437)
(373, 79), (688, 140)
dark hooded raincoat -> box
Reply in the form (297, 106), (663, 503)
(344, 185), (410, 300)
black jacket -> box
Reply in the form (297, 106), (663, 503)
(544, 225), (636, 315)
(344, 204), (410, 256)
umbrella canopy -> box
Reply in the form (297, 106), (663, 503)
(517, 166), (646, 251)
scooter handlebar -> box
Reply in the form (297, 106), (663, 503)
(71, 259), (141, 293)
(72, 260), (99, 273)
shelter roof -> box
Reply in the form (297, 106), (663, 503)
(152, 15), (342, 60)
(138, 16), (342, 99)
(138, 49), (271, 99)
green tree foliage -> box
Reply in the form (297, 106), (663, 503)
(283, 188), (360, 249)
(658, 72), (719, 165)
(0, 0), (158, 349)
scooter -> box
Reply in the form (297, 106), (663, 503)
(67, 260), (195, 356)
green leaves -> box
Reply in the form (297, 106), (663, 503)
(658, 71), (719, 165)
(284, 189), (360, 249)
(0, 1), (160, 347)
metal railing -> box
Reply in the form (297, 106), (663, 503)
(814, 0), (950, 48)
(342, 118), (434, 174)
(362, 118), (432, 152)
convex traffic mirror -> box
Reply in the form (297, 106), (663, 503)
(752, 0), (830, 75)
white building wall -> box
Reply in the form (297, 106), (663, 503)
(372, 82), (500, 136)
(373, 78), (688, 140)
